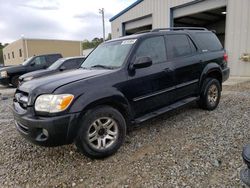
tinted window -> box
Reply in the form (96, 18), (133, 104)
(134, 36), (167, 64)
(194, 32), (223, 51)
(46, 54), (61, 64)
(62, 59), (81, 69)
(33, 56), (46, 65)
(166, 35), (194, 59)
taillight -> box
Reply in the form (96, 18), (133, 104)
(223, 53), (228, 62)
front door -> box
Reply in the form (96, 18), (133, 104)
(126, 36), (175, 117)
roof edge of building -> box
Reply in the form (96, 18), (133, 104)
(23, 38), (82, 43)
(109, 0), (144, 22)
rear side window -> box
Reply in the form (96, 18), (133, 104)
(134, 36), (167, 64)
(166, 34), (195, 59)
(194, 32), (223, 51)
(46, 55), (61, 65)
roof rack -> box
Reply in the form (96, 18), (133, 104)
(133, 30), (152, 35)
(151, 27), (207, 32)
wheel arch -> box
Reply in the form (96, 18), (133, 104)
(199, 63), (223, 93)
(66, 92), (133, 143)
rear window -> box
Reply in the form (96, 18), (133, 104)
(194, 32), (223, 51)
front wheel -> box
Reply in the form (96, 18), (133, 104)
(75, 106), (126, 159)
(198, 78), (221, 111)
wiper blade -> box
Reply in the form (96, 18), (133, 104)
(90, 65), (115, 69)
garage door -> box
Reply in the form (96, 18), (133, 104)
(124, 15), (152, 35)
(173, 0), (227, 19)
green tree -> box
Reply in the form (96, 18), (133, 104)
(82, 37), (103, 50)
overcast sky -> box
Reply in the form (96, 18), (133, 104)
(0, 0), (136, 44)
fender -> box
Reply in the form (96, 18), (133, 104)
(199, 63), (222, 91)
(69, 87), (132, 117)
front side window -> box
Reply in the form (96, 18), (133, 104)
(166, 34), (194, 59)
(81, 40), (134, 69)
(134, 36), (167, 64)
(62, 59), (78, 69)
(48, 59), (64, 70)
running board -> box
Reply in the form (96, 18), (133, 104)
(134, 97), (199, 124)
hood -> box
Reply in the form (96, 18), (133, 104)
(0, 64), (25, 73)
(19, 69), (57, 80)
(19, 68), (113, 96)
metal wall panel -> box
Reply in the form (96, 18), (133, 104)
(226, 0), (250, 76)
(111, 0), (250, 76)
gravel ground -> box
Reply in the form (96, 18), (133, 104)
(0, 82), (250, 187)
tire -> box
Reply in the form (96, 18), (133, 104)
(11, 76), (19, 88)
(75, 106), (126, 159)
(198, 78), (221, 111)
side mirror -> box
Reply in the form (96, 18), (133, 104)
(59, 66), (66, 71)
(132, 57), (152, 69)
(30, 62), (35, 66)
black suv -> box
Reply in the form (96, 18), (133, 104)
(12, 28), (230, 159)
(0, 53), (62, 87)
(19, 57), (85, 83)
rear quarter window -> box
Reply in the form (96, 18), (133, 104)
(194, 32), (223, 51)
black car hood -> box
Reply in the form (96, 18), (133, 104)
(0, 64), (25, 73)
(19, 69), (113, 95)
(20, 69), (57, 80)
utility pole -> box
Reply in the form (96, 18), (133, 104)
(99, 8), (105, 42)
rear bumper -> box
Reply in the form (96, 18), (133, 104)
(222, 67), (230, 82)
(12, 101), (80, 147)
(0, 77), (10, 86)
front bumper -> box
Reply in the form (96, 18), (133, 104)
(222, 67), (230, 82)
(12, 101), (80, 147)
(0, 77), (10, 86)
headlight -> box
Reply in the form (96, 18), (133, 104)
(35, 94), (74, 113)
(0, 71), (8, 78)
(23, 76), (33, 81)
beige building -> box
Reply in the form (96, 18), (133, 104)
(110, 0), (250, 77)
(3, 38), (82, 65)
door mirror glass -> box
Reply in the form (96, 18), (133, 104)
(133, 57), (152, 69)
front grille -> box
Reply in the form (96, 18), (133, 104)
(14, 90), (29, 109)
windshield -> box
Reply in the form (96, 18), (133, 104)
(48, 58), (64, 70)
(22, 57), (34, 66)
(81, 39), (136, 69)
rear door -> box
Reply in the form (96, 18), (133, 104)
(165, 34), (202, 101)
(126, 36), (175, 117)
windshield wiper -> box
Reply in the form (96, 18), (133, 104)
(90, 65), (116, 69)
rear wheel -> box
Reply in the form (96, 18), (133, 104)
(198, 78), (221, 111)
(11, 75), (19, 88)
(75, 106), (126, 159)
